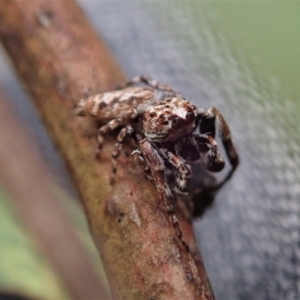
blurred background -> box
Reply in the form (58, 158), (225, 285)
(0, 1), (299, 299)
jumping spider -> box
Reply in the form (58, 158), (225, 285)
(76, 75), (239, 251)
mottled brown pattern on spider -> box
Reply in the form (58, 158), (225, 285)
(76, 75), (239, 251)
(76, 86), (155, 123)
(77, 75), (239, 193)
(143, 98), (197, 143)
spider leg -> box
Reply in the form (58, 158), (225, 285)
(117, 75), (180, 96)
(159, 149), (192, 195)
(132, 148), (153, 183)
(194, 134), (225, 172)
(110, 125), (135, 184)
(199, 107), (239, 189)
(96, 108), (138, 157)
(138, 138), (189, 251)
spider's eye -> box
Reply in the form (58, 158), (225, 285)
(171, 117), (182, 129)
(186, 112), (195, 123)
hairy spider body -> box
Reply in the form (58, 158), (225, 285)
(77, 75), (239, 193)
(142, 97), (197, 142)
(76, 75), (239, 250)
(76, 86), (154, 123)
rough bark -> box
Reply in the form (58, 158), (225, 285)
(0, 95), (110, 299)
(0, 0), (215, 299)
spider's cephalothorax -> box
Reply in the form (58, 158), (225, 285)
(76, 75), (239, 251)
(142, 97), (197, 143)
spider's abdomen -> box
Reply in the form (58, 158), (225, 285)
(76, 87), (155, 123)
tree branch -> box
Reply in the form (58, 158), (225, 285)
(0, 0), (215, 299)
(0, 95), (110, 300)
